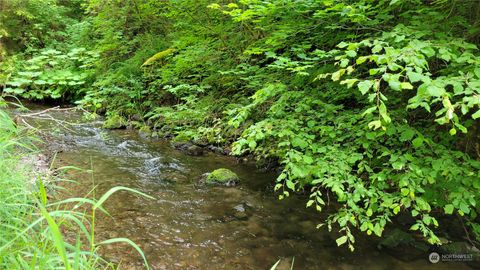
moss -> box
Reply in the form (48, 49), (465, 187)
(206, 168), (240, 184)
(141, 48), (175, 67)
(139, 125), (152, 135)
(173, 131), (193, 143)
(103, 114), (128, 129)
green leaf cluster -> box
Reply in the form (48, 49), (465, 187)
(3, 0), (480, 250)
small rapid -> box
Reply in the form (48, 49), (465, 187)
(15, 105), (472, 270)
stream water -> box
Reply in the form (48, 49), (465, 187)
(15, 105), (476, 270)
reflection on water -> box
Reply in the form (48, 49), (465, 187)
(17, 106), (474, 270)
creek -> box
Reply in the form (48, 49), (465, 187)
(14, 104), (474, 270)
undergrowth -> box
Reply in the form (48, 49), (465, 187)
(0, 100), (151, 269)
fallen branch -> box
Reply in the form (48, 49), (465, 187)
(16, 106), (82, 134)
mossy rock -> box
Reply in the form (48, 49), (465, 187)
(103, 114), (128, 129)
(439, 241), (479, 255)
(206, 168), (240, 186)
(173, 132), (193, 143)
(138, 125), (152, 137)
(378, 228), (428, 262)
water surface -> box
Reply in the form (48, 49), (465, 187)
(16, 105), (474, 270)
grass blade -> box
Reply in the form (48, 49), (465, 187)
(93, 186), (154, 210)
(99, 238), (150, 270)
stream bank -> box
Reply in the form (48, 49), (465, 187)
(11, 103), (478, 270)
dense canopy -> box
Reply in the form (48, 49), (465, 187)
(1, 0), (480, 253)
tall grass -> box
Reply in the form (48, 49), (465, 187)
(0, 101), (152, 269)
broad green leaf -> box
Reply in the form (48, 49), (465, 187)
(379, 102), (391, 123)
(362, 106), (377, 116)
(358, 80), (373, 95)
(345, 50), (357, 57)
(331, 69), (345, 81)
(472, 110), (480, 119)
(426, 85), (445, 97)
(407, 71), (423, 83)
(400, 82), (413, 90)
(412, 137), (423, 148)
(286, 180), (295, 190)
(368, 120), (382, 130)
(336, 236), (348, 246)
(372, 44), (383, 53)
(475, 68), (480, 78)
(400, 129), (415, 142)
(444, 204), (454, 214)
(306, 200), (314, 208)
(356, 56), (368, 65)
(340, 79), (358, 88)
(459, 203), (470, 214)
(388, 80), (401, 91)
(292, 137), (308, 149)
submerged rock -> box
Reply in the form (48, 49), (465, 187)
(171, 141), (188, 149)
(378, 228), (428, 262)
(378, 228), (415, 249)
(439, 241), (480, 255)
(162, 171), (188, 184)
(197, 172), (210, 184)
(205, 168), (240, 186)
(233, 203), (248, 220)
(437, 241), (480, 268)
(186, 145), (204, 156)
(206, 145), (230, 155)
(117, 141), (129, 149)
(233, 204), (246, 212)
(171, 141), (204, 156)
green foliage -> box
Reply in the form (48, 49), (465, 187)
(326, 25), (480, 132)
(4, 48), (98, 100)
(222, 0), (480, 250)
(2, 0), (480, 251)
(103, 112), (128, 129)
(0, 0), (80, 51)
(0, 102), (150, 268)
